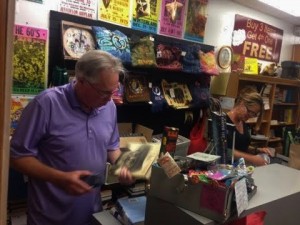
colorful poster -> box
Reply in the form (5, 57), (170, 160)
(184, 0), (207, 43)
(232, 14), (283, 63)
(13, 25), (47, 95)
(159, 0), (187, 38)
(98, 0), (131, 27)
(10, 95), (34, 136)
(130, 0), (162, 34)
(58, 0), (98, 20)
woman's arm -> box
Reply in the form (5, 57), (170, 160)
(234, 150), (268, 166)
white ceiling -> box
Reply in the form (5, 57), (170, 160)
(232, 0), (300, 26)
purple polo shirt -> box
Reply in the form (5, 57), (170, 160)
(10, 83), (120, 225)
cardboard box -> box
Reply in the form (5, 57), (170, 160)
(118, 123), (153, 141)
(148, 165), (233, 222)
(152, 134), (190, 157)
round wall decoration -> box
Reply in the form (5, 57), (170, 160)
(217, 46), (233, 69)
(62, 21), (96, 60)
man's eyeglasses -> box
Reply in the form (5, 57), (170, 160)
(245, 105), (259, 117)
(86, 80), (118, 98)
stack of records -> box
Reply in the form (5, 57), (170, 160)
(112, 196), (146, 225)
(101, 189), (112, 202)
(126, 182), (146, 197)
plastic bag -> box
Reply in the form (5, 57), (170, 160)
(187, 110), (208, 154)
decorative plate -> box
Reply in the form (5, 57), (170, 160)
(217, 46), (233, 69)
(62, 21), (96, 60)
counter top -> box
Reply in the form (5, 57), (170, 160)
(94, 163), (300, 225)
(247, 163), (300, 210)
(145, 163), (300, 225)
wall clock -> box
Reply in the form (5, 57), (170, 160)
(217, 46), (233, 69)
(62, 21), (96, 60)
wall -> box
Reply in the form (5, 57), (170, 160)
(15, 0), (298, 64)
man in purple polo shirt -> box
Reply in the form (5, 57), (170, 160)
(10, 50), (134, 225)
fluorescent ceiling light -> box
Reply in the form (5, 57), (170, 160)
(258, 0), (300, 17)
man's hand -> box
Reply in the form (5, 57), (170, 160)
(118, 167), (135, 185)
(54, 170), (94, 195)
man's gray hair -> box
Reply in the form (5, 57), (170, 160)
(75, 50), (125, 83)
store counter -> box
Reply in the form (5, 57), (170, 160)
(145, 164), (300, 225)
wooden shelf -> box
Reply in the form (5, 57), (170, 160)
(270, 123), (296, 127)
(222, 72), (300, 150)
(246, 120), (268, 124)
(268, 137), (283, 143)
(273, 103), (298, 106)
(239, 74), (300, 87)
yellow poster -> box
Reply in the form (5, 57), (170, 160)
(243, 57), (258, 75)
(130, 0), (161, 34)
(98, 0), (131, 27)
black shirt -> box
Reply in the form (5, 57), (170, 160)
(226, 115), (251, 152)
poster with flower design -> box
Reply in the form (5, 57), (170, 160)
(13, 25), (47, 95)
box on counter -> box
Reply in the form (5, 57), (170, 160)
(152, 134), (190, 157)
(118, 123), (153, 149)
(148, 165), (234, 222)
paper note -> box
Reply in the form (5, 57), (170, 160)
(234, 178), (249, 216)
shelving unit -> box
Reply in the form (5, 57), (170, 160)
(223, 73), (300, 154)
(292, 44), (300, 62)
(48, 10), (214, 137)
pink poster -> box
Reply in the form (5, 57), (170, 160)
(13, 25), (47, 94)
(159, 0), (186, 38)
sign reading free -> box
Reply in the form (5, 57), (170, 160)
(232, 14), (283, 63)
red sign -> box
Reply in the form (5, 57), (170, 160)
(232, 14), (283, 63)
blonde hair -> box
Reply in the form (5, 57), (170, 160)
(75, 50), (125, 83)
(236, 87), (264, 133)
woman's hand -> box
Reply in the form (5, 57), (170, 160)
(257, 147), (274, 156)
(252, 155), (269, 166)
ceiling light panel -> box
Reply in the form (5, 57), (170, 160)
(258, 0), (300, 17)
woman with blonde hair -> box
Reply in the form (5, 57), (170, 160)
(226, 87), (272, 166)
